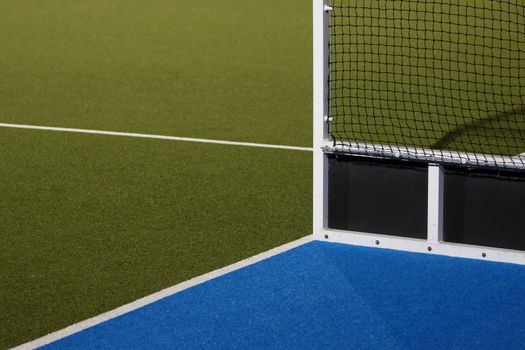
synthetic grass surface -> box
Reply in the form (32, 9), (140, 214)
(0, 0), (312, 147)
(1, 0), (312, 347)
(44, 241), (525, 349)
(0, 128), (311, 349)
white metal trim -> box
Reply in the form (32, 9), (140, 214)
(318, 228), (525, 265)
(427, 165), (444, 243)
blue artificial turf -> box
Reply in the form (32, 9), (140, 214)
(43, 241), (525, 349)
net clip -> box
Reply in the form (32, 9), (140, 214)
(324, 5), (333, 12)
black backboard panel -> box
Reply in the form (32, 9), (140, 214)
(328, 155), (428, 239)
(443, 167), (525, 251)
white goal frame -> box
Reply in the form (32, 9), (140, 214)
(312, 0), (525, 265)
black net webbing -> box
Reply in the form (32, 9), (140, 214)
(328, 0), (525, 170)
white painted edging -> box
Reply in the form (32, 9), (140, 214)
(0, 123), (313, 153)
(11, 236), (313, 350)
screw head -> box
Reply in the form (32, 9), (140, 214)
(427, 246), (432, 252)
(324, 234), (329, 239)
(375, 240), (380, 245)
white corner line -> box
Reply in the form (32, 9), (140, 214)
(0, 123), (313, 152)
(11, 236), (313, 350)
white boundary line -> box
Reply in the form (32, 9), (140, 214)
(0, 123), (313, 152)
(11, 236), (313, 350)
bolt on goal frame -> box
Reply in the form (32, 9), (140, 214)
(313, 0), (525, 265)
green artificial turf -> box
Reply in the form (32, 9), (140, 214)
(0, 0), (312, 147)
(0, 128), (312, 348)
(0, 0), (313, 347)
